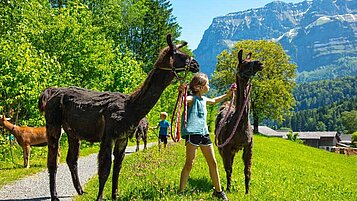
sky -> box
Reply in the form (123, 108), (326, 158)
(170, 0), (304, 50)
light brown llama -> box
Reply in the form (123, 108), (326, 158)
(0, 115), (60, 168)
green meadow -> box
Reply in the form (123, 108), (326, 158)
(75, 134), (357, 200)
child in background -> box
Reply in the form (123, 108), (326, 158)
(157, 112), (170, 150)
(178, 73), (234, 200)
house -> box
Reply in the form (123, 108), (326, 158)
(296, 131), (338, 151)
(257, 126), (348, 151)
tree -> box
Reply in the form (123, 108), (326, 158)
(86, 0), (180, 73)
(341, 110), (357, 134)
(352, 131), (357, 147)
(286, 130), (303, 144)
(211, 40), (296, 133)
(0, 0), (146, 125)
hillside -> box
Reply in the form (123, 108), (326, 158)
(75, 135), (357, 200)
(193, 0), (357, 77)
(294, 76), (357, 111)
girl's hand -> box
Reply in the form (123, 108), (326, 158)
(178, 83), (187, 92)
(228, 83), (237, 97)
(230, 83), (237, 90)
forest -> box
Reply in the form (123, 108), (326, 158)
(279, 77), (357, 132)
(0, 0), (184, 127)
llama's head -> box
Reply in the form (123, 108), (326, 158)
(155, 34), (199, 74)
(237, 49), (263, 79)
(0, 115), (11, 126)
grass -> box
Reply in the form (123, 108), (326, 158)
(0, 142), (100, 188)
(0, 130), (158, 188)
(74, 134), (357, 201)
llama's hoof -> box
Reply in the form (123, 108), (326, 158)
(51, 197), (60, 201)
(112, 193), (118, 200)
(76, 188), (85, 195)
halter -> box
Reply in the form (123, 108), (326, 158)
(239, 61), (258, 79)
(158, 57), (193, 83)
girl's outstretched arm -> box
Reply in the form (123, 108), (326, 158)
(206, 88), (236, 105)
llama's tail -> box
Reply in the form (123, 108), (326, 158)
(38, 87), (55, 113)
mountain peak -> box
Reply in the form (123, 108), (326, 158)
(265, 1), (289, 7)
(193, 0), (356, 76)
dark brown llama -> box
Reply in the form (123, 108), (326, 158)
(215, 50), (263, 194)
(38, 34), (199, 201)
(0, 115), (60, 168)
(134, 117), (148, 152)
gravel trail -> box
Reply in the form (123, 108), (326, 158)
(0, 142), (157, 201)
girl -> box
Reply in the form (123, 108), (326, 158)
(178, 73), (234, 200)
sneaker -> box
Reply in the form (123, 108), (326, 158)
(212, 190), (229, 201)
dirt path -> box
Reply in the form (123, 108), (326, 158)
(0, 142), (157, 201)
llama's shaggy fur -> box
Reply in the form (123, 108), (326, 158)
(215, 50), (263, 193)
(38, 34), (199, 201)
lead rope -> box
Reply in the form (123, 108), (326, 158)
(215, 83), (251, 148)
(215, 83), (236, 146)
(170, 83), (188, 142)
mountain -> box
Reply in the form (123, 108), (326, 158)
(193, 0), (357, 78)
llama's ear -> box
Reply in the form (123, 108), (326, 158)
(246, 52), (252, 60)
(166, 34), (176, 53)
(238, 49), (243, 64)
(176, 41), (188, 49)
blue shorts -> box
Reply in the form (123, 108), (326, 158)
(185, 134), (212, 147)
(159, 135), (168, 144)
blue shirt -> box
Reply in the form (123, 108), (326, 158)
(158, 120), (170, 136)
(181, 95), (209, 137)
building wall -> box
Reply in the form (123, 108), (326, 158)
(303, 139), (319, 148)
(319, 137), (335, 147)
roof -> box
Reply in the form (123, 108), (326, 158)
(258, 126), (338, 140)
(296, 132), (337, 140)
(257, 126), (286, 138)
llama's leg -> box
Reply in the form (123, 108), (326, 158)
(143, 130), (147, 150)
(96, 136), (113, 201)
(222, 148), (235, 192)
(111, 138), (128, 200)
(243, 142), (253, 194)
(23, 145), (31, 168)
(57, 145), (61, 166)
(47, 126), (61, 201)
(66, 136), (84, 195)
(135, 133), (140, 152)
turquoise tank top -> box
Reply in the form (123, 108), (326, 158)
(181, 95), (209, 137)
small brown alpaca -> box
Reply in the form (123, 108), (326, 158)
(0, 115), (60, 168)
(215, 50), (263, 193)
(38, 34), (199, 201)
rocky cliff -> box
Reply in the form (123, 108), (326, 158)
(193, 0), (357, 77)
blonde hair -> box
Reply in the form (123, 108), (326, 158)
(189, 73), (208, 94)
(160, 112), (168, 118)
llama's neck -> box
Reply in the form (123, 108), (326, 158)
(128, 68), (174, 119)
(1, 120), (18, 135)
(234, 77), (251, 125)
